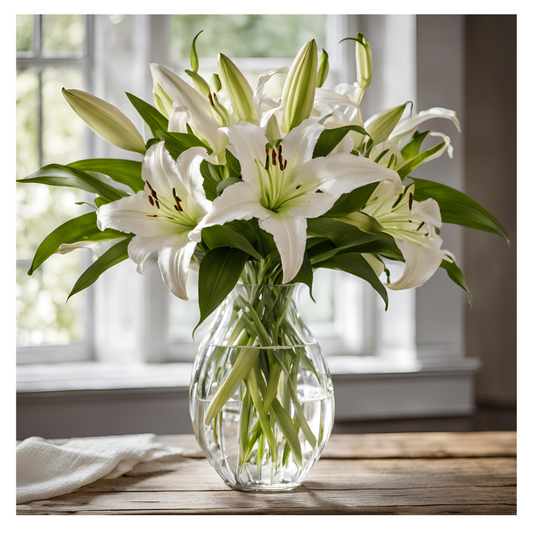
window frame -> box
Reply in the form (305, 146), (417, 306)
(16, 15), (96, 364)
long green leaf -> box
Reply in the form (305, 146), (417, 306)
(216, 176), (243, 197)
(225, 148), (241, 177)
(204, 346), (260, 426)
(202, 222), (263, 260)
(313, 125), (369, 158)
(68, 159), (144, 193)
(411, 177), (509, 243)
(157, 130), (212, 161)
(396, 141), (446, 179)
(197, 247), (249, 329)
(29, 212), (127, 275)
(315, 252), (389, 309)
(18, 164), (129, 202)
(199, 160), (223, 201)
(440, 257), (473, 306)
(126, 92), (169, 138)
(68, 238), (131, 300)
(401, 130), (430, 161)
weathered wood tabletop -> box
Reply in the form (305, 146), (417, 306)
(17, 431), (516, 515)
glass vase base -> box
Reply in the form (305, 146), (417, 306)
(227, 481), (301, 492)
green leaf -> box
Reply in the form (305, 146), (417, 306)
(200, 159), (225, 201)
(225, 148), (241, 177)
(322, 182), (378, 218)
(190, 30), (203, 73)
(216, 176), (243, 197)
(68, 159), (145, 193)
(411, 177), (509, 243)
(202, 222), (263, 260)
(28, 212), (127, 275)
(156, 130), (212, 161)
(68, 238), (131, 300)
(248, 219), (277, 258)
(401, 130), (430, 161)
(197, 247), (249, 329)
(203, 346), (260, 426)
(126, 93), (168, 139)
(290, 252), (314, 299)
(396, 141), (446, 179)
(18, 164), (129, 202)
(315, 252), (389, 309)
(440, 257), (473, 307)
(313, 125), (369, 158)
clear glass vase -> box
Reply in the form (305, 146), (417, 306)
(189, 283), (335, 491)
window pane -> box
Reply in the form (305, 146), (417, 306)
(42, 15), (84, 54)
(17, 254), (85, 347)
(16, 69), (39, 180)
(170, 15), (326, 59)
(42, 67), (84, 164)
(17, 67), (85, 260)
(17, 15), (34, 52)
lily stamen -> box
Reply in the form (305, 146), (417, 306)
(272, 147), (277, 166)
(416, 221), (425, 231)
(265, 147), (270, 171)
(148, 196), (154, 207)
(408, 192), (413, 210)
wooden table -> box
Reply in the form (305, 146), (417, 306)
(17, 431), (516, 515)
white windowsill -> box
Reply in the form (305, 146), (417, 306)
(16, 356), (480, 394)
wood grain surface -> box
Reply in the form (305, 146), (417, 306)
(16, 431), (516, 515)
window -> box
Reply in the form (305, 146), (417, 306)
(16, 15), (94, 363)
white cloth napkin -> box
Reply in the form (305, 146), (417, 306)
(17, 433), (184, 504)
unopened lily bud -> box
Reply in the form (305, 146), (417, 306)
(62, 88), (146, 154)
(150, 64), (173, 119)
(355, 33), (372, 90)
(190, 30), (203, 73)
(217, 53), (257, 122)
(365, 102), (408, 145)
(185, 69), (211, 97)
(211, 73), (222, 93)
(281, 39), (318, 133)
(316, 48), (329, 88)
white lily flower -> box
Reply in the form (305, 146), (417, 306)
(97, 142), (210, 300)
(192, 119), (401, 284)
(339, 180), (453, 290)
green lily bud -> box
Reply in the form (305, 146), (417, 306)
(316, 48), (329, 88)
(62, 88), (146, 154)
(365, 102), (408, 145)
(217, 53), (257, 122)
(355, 33), (372, 90)
(190, 30), (203, 73)
(185, 69), (210, 97)
(281, 39), (318, 133)
(150, 65), (173, 119)
(211, 73), (222, 93)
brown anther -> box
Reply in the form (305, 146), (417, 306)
(296, 184), (302, 189)
(265, 147), (270, 171)
(408, 192), (413, 210)
(213, 92), (218, 102)
(272, 147), (277, 166)
(147, 214), (157, 217)
(208, 93), (215, 107)
(148, 195), (154, 207)
(174, 204), (183, 212)
(424, 232), (429, 236)
(172, 187), (176, 198)
(416, 221), (425, 231)
(155, 199), (160, 209)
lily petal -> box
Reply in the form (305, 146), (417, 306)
(168, 106), (190, 133)
(174, 146), (210, 208)
(284, 190), (338, 218)
(302, 152), (401, 195)
(259, 213), (307, 284)
(190, 181), (270, 241)
(128, 234), (167, 274)
(253, 67), (289, 116)
(97, 191), (181, 236)
(390, 107), (461, 151)
(220, 122), (269, 187)
(281, 119), (324, 173)
(158, 235), (198, 300)
(386, 236), (448, 290)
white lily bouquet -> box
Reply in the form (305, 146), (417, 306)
(19, 33), (508, 490)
